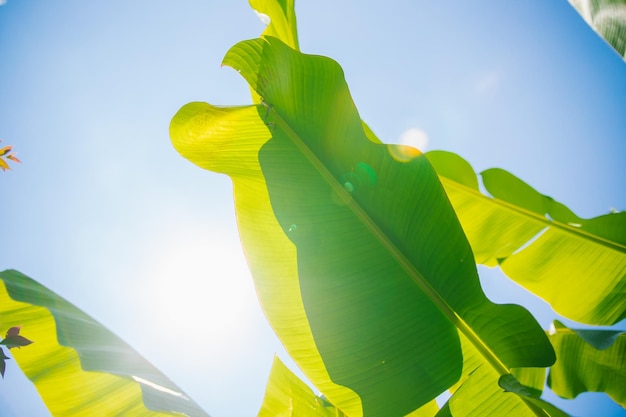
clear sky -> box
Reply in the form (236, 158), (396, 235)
(1, 1), (625, 416)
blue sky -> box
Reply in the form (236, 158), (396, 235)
(1, 1), (625, 416)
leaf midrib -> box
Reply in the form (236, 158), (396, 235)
(438, 176), (626, 255)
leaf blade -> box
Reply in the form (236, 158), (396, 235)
(426, 150), (626, 325)
(568, 0), (626, 61)
(547, 321), (626, 407)
(0, 269), (210, 417)
(249, 0), (299, 50)
(257, 356), (341, 417)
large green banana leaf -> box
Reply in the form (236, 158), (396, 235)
(170, 35), (555, 416)
(249, 0), (626, 327)
(0, 270), (209, 417)
(426, 151), (626, 326)
(568, 0), (626, 61)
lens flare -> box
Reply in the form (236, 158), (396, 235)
(389, 128), (429, 162)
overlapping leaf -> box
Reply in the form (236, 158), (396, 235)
(497, 375), (570, 417)
(436, 334), (567, 417)
(257, 357), (342, 417)
(171, 35), (554, 416)
(547, 321), (625, 407)
(257, 356), (441, 417)
(264, 326), (626, 417)
(249, 0), (298, 50)
(513, 320), (626, 411)
(426, 151), (626, 325)
(568, 0), (626, 61)
(0, 269), (209, 417)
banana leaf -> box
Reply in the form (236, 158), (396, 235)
(250, 0), (626, 328)
(426, 150), (626, 326)
(0, 269), (209, 417)
(257, 356), (342, 416)
(435, 334), (567, 417)
(249, 0), (298, 50)
(568, 0), (626, 60)
(259, 316), (626, 417)
(548, 321), (625, 407)
(258, 356), (441, 417)
(170, 35), (554, 416)
(513, 320), (626, 411)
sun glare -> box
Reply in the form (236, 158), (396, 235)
(389, 127), (430, 162)
(137, 232), (259, 363)
(399, 127), (429, 151)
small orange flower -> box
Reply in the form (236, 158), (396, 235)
(0, 140), (20, 171)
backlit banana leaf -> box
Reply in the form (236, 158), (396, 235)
(0, 269), (209, 417)
(436, 334), (566, 417)
(497, 375), (570, 417)
(426, 151), (626, 326)
(259, 340), (568, 417)
(257, 356), (342, 416)
(512, 320), (625, 410)
(249, 0), (298, 50)
(548, 321), (625, 407)
(170, 36), (554, 416)
(258, 356), (441, 417)
(568, 0), (626, 60)
(246, 0), (299, 104)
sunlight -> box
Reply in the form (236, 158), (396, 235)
(399, 127), (429, 151)
(153, 241), (252, 334)
(136, 230), (260, 364)
(389, 127), (429, 162)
